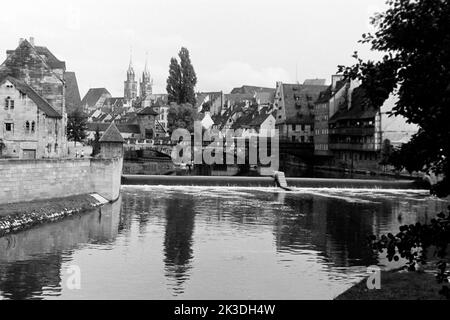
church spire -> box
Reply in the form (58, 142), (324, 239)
(143, 51), (150, 78)
(127, 47), (134, 76)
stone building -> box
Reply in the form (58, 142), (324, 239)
(0, 38), (68, 159)
(136, 107), (158, 139)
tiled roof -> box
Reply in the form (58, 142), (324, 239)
(64, 71), (81, 113)
(231, 108), (259, 130)
(303, 79), (326, 86)
(316, 81), (347, 104)
(99, 123), (125, 143)
(249, 107), (273, 126)
(105, 97), (125, 108)
(87, 122), (141, 134)
(255, 91), (275, 105)
(279, 83), (328, 125)
(0, 76), (61, 118)
(81, 88), (111, 108)
(230, 85), (275, 95)
(329, 87), (378, 123)
(137, 106), (158, 116)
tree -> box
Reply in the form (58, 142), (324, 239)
(339, 0), (450, 299)
(67, 109), (87, 145)
(167, 103), (197, 133)
(167, 57), (182, 104)
(166, 47), (197, 105)
(379, 139), (394, 167)
(179, 47), (197, 105)
(91, 125), (101, 157)
(338, 0), (450, 197)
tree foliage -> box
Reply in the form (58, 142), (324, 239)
(67, 109), (87, 143)
(369, 206), (450, 299)
(167, 103), (197, 133)
(338, 0), (450, 197)
(166, 47), (197, 105)
(91, 125), (101, 157)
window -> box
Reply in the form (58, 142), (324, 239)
(4, 97), (10, 110)
(25, 121), (30, 132)
(31, 121), (35, 133)
(292, 124), (295, 131)
(5, 123), (13, 132)
(20, 92), (26, 100)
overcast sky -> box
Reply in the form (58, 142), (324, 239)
(0, 0), (387, 98)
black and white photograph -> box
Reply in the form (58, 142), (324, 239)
(0, 0), (449, 311)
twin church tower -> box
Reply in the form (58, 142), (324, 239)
(124, 52), (153, 103)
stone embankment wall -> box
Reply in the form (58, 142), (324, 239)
(0, 157), (123, 205)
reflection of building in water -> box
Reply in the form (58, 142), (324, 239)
(272, 194), (395, 268)
(0, 199), (121, 299)
(163, 197), (196, 296)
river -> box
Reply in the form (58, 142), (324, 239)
(0, 186), (446, 300)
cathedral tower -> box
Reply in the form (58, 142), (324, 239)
(124, 53), (138, 102)
(139, 52), (153, 99)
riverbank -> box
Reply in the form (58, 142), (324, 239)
(0, 194), (107, 237)
(335, 270), (446, 300)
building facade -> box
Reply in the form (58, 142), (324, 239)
(0, 38), (68, 159)
(328, 86), (382, 170)
(274, 81), (327, 143)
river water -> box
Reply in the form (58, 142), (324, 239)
(0, 186), (447, 300)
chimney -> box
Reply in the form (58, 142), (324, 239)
(19, 38), (24, 45)
(29, 37), (35, 45)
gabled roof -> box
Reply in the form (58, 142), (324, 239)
(81, 88), (111, 108)
(99, 123), (125, 143)
(137, 106), (158, 116)
(64, 71), (81, 113)
(0, 76), (61, 118)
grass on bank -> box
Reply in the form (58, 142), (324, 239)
(0, 194), (99, 218)
(336, 270), (446, 300)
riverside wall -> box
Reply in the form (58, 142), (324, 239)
(0, 157), (123, 205)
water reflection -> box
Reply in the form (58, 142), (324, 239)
(0, 199), (121, 300)
(163, 196), (195, 296)
(0, 187), (447, 299)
